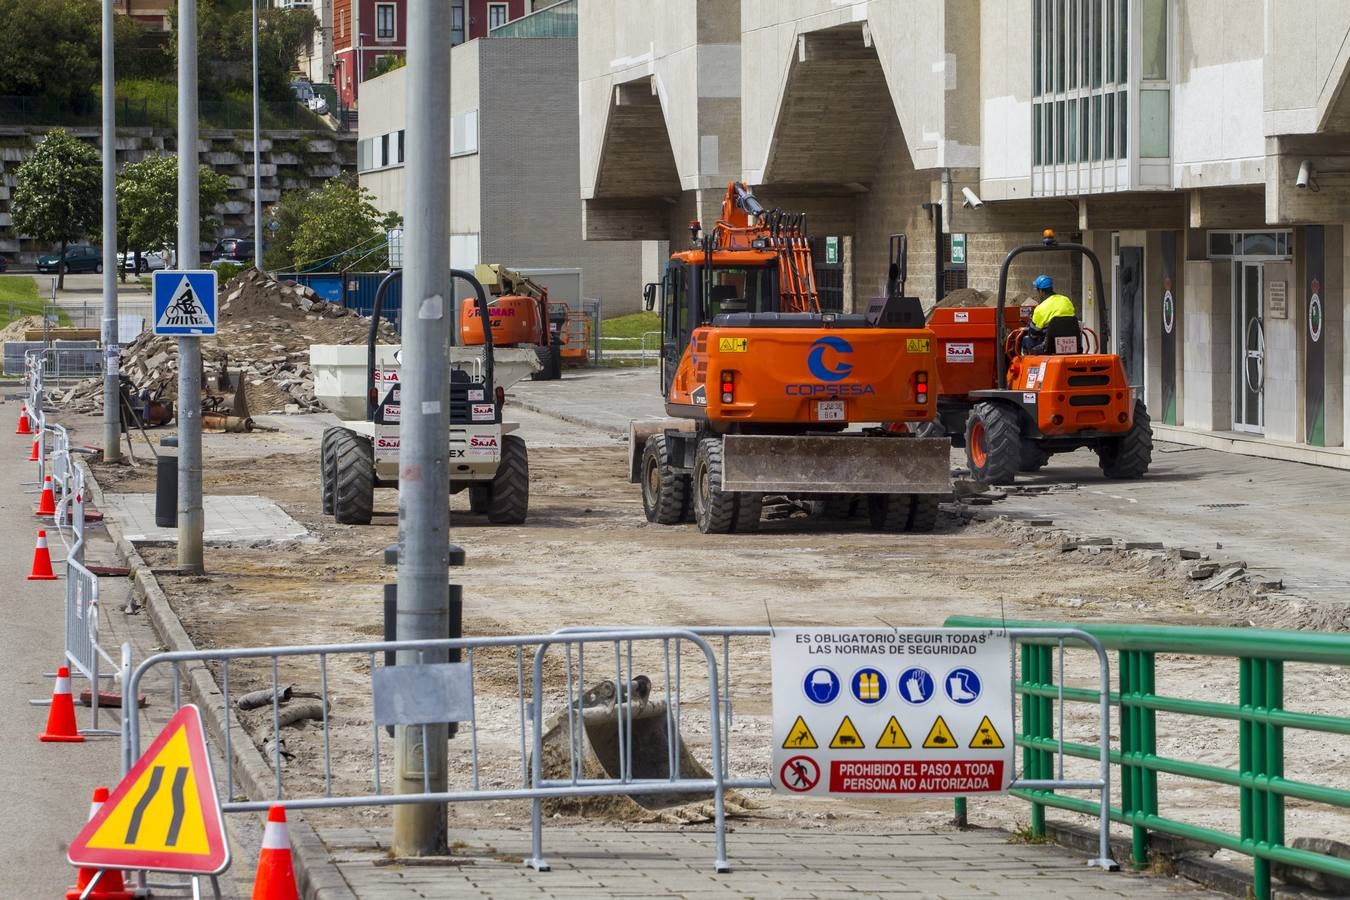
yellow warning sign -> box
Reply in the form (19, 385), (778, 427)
(67, 704), (229, 874)
(969, 715), (1005, 749)
(829, 715), (865, 749)
(875, 716), (912, 749)
(783, 715), (818, 749)
(718, 337), (748, 353)
(906, 338), (931, 353)
(922, 715), (957, 749)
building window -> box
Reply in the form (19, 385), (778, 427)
(397, 130), (405, 164)
(488, 2), (509, 30)
(376, 3), (396, 40)
(451, 0), (465, 45)
(379, 133), (390, 168)
(452, 109), (478, 156)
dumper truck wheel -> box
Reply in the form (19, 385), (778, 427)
(331, 428), (374, 525)
(641, 433), (688, 525)
(320, 426), (340, 515)
(1020, 441), (1052, 472)
(468, 485), (490, 514)
(965, 402), (1021, 486)
(819, 495), (859, 519)
(1097, 400), (1153, 479)
(733, 493), (762, 533)
(907, 495), (940, 532)
(692, 437), (736, 534)
(487, 434), (529, 524)
(867, 493), (914, 532)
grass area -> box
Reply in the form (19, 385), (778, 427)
(0, 276), (72, 327)
(601, 311), (659, 340)
(102, 79), (328, 131)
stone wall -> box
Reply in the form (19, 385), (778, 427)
(0, 126), (356, 262)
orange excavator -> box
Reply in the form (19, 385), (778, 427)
(461, 264), (563, 380)
(629, 182), (951, 533)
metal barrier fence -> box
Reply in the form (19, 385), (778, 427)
(946, 615), (1350, 899)
(124, 629), (734, 872)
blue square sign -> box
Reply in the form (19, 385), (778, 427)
(153, 270), (218, 336)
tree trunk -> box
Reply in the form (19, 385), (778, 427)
(57, 238), (67, 292)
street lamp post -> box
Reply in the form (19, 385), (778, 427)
(252, 0), (262, 271)
(177, 0), (204, 574)
(101, 0), (121, 462)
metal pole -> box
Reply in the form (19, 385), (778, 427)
(393, 0), (451, 857)
(177, 0), (204, 574)
(101, 0), (121, 462)
(251, 0), (263, 271)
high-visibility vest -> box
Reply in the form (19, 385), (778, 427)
(1031, 293), (1076, 329)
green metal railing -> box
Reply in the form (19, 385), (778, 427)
(945, 615), (1350, 899)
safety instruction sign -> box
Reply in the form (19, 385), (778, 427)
(68, 704), (230, 874)
(772, 628), (1013, 797)
(153, 270), (217, 335)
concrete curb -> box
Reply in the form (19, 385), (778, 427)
(80, 458), (357, 900)
(508, 391), (629, 437)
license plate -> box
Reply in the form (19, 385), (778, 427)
(816, 399), (845, 422)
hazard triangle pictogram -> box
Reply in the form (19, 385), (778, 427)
(829, 715), (864, 749)
(875, 715), (911, 749)
(969, 715), (1006, 749)
(922, 715), (958, 749)
(68, 704), (230, 875)
(782, 715), (818, 749)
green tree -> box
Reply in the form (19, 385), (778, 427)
(177, 0), (317, 101)
(116, 155), (230, 276)
(11, 129), (101, 290)
(0, 0), (100, 108)
(267, 175), (400, 272)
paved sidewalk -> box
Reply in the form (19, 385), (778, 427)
(309, 824), (1218, 898)
(102, 492), (309, 543)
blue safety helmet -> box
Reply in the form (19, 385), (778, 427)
(1033, 274), (1054, 291)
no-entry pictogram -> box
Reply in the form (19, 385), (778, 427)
(779, 755), (820, 792)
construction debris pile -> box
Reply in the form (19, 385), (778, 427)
(54, 269), (395, 416)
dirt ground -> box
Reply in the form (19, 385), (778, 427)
(72, 408), (1349, 858)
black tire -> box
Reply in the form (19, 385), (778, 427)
(1098, 400), (1153, 479)
(641, 433), (688, 525)
(331, 428), (374, 525)
(487, 434), (529, 524)
(733, 492), (762, 533)
(320, 426), (341, 515)
(964, 401), (1022, 485)
(820, 495), (858, 519)
(867, 493), (914, 533)
(94, 262), (102, 274)
(692, 437), (736, 534)
(468, 485), (490, 514)
(907, 495), (940, 532)
(1019, 441), (1052, 473)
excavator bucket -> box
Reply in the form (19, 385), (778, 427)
(720, 434), (951, 494)
(534, 679), (759, 824)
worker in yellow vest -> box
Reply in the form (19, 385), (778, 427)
(1021, 274), (1077, 354)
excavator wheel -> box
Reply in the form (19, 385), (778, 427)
(867, 493), (914, 533)
(331, 428), (374, 525)
(692, 437), (737, 534)
(486, 434), (529, 524)
(906, 495), (940, 532)
(320, 426), (341, 515)
(641, 433), (689, 525)
(733, 493), (762, 533)
(1097, 400), (1153, 479)
(1020, 441), (1052, 473)
(965, 401), (1022, 486)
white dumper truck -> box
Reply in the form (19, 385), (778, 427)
(310, 270), (541, 525)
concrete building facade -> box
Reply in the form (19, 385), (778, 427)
(577, 0), (1350, 468)
(358, 23), (641, 317)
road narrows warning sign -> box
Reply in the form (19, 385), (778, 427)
(771, 628), (1013, 797)
(68, 704), (230, 874)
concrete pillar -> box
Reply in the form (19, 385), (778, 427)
(1078, 230), (1112, 337)
(1182, 260), (1232, 431)
(1142, 231), (1165, 417)
(1262, 261), (1300, 443)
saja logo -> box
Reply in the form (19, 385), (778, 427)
(807, 336), (853, 382)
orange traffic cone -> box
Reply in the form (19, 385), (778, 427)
(40, 665), (83, 743)
(16, 404), (31, 434)
(35, 474), (56, 515)
(66, 787), (134, 900)
(252, 805), (299, 900)
(28, 436), (39, 461)
(27, 528), (57, 581)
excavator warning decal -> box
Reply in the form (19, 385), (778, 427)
(771, 628), (1013, 797)
(718, 337), (748, 352)
(906, 338), (930, 353)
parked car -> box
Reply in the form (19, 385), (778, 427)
(119, 248), (174, 273)
(36, 245), (102, 274)
(211, 238), (256, 266)
(307, 95), (329, 115)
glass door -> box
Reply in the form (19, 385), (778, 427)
(1232, 262), (1264, 432)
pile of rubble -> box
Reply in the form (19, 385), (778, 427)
(55, 269), (395, 416)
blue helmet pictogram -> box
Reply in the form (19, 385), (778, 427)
(806, 336), (853, 382)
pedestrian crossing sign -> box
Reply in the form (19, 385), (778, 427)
(67, 704), (230, 874)
(153, 270), (218, 336)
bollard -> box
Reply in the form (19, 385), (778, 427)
(154, 436), (178, 528)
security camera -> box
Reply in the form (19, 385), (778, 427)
(1296, 160), (1313, 190)
(961, 187), (984, 209)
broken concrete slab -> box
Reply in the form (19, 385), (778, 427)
(1200, 565), (1246, 591)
